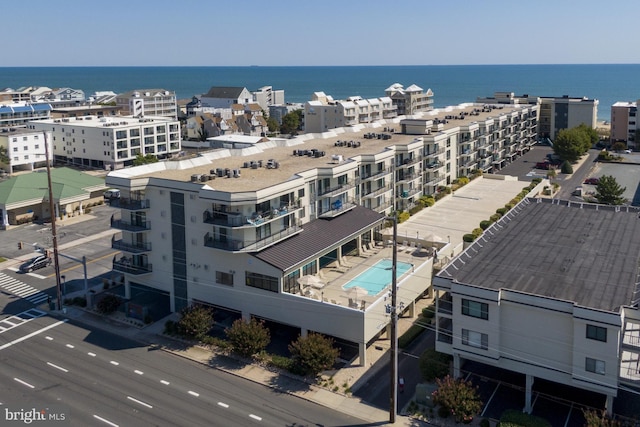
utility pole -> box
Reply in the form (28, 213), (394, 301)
(44, 132), (63, 310)
(387, 214), (398, 424)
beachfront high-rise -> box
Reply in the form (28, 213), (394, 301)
(105, 101), (537, 364)
(116, 89), (178, 120)
(611, 100), (638, 149)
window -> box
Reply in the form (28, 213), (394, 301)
(585, 357), (605, 375)
(462, 329), (488, 350)
(215, 271), (233, 286)
(246, 271), (278, 292)
(283, 271), (300, 294)
(462, 299), (488, 320)
(586, 325), (607, 342)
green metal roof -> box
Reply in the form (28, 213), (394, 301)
(0, 168), (106, 207)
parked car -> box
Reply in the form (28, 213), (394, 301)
(19, 255), (52, 273)
(624, 149), (632, 154)
(584, 177), (600, 185)
(103, 189), (121, 200)
(535, 161), (551, 170)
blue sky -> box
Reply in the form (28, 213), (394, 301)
(3, 0), (638, 66)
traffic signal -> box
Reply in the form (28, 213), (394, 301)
(18, 242), (23, 250)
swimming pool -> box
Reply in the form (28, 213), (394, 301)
(343, 259), (413, 296)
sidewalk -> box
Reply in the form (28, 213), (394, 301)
(50, 298), (433, 426)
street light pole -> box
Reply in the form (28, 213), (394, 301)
(43, 132), (63, 310)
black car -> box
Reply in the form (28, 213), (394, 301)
(19, 255), (52, 273)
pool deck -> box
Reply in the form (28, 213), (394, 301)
(301, 244), (431, 309)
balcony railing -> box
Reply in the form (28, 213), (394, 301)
(398, 188), (421, 199)
(110, 215), (150, 232)
(318, 199), (357, 218)
(113, 257), (152, 275)
(425, 175), (446, 186)
(203, 223), (303, 252)
(317, 180), (356, 198)
(361, 168), (392, 181)
(424, 147), (445, 158)
(111, 236), (151, 254)
(396, 157), (420, 168)
(109, 198), (150, 210)
(362, 184), (393, 199)
(204, 203), (301, 227)
(425, 161), (444, 170)
(396, 172), (420, 183)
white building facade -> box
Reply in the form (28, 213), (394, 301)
(28, 116), (181, 170)
(116, 89), (178, 119)
(0, 128), (52, 173)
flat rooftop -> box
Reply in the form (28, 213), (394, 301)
(438, 198), (640, 312)
(112, 103), (533, 192)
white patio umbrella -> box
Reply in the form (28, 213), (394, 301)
(346, 285), (368, 303)
(423, 233), (444, 244)
(297, 275), (325, 289)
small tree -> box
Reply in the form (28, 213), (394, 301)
(432, 375), (483, 423)
(266, 116), (279, 133)
(177, 304), (214, 340)
(225, 318), (270, 358)
(554, 127), (589, 162)
(418, 348), (451, 381)
(582, 409), (621, 427)
(132, 153), (159, 166)
(611, 141), (627, 153)
(561, 160), (573, 174)
(595, 175), (626, 205)
(96, 294), (122, 314)
(289, 333), (339, 376)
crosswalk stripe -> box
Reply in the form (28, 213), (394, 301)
(0, 273), (48, 306)
(28, 294), (49, 304)
(5, 284), (30, 292)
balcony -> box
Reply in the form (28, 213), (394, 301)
(110, 215), (150, 232)
(362, 184), (393, 199)
(425, 175), (446, 186)
(371, 200), (393, 212)
(425, 161), (444, 170)
(113, 256), (152, 275)
(318, 199), (357, 218)
(398, 188), (421, 199)
(203, 223), (303, 252)
(204, 203), (301, 228)
(396, 172), (420, 184)
(424, 147), (445, 158)
(396, 157), (420, 168)
(111, 236), (151, 254)
(317, 180), (356, 198)
(110, 198), (150, 210)
(361, 168), (392, 181)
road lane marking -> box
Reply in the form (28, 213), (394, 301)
(93, 414), (119, 426)
(134, 370), (143, 375)
(217, 402), (229, 408)
(45, 336), (53, 340)
(110, 361), (119, 366)
(188, 391), (199, 397)
(127, 396), (153, 409)
(0, 320), (67, 350)
(14, 378), (35, 389)
(160, 380), (170, 385)
(249, 414), (262, 421)
(88, 352), (96, 357)
(47, 362), (69, 373)
(66, 344), (74, 348)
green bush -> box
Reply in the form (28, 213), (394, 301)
(164, 320), (176, 335)
(201, 335), (229, 349)
(500, 409), (551, 427)
(96, 294), (122, 314)
(409, 205), (423, 215)
(504, 203), (514, 210)
(561, 160), (573, 174)
(472, 227), (483, 238)
(419, 348), (451, 381)
(226, 318), (271, 358)
(496, 207), (508, 216)
(457, 176), (470, 186)
(177, 304), (214, 340)
(289, 333), (339, 376)
(397, 211), (411, 223)
(480, 220), (492, 230)
(531, 177), (542, 184)
(399, 323), (427, 348)
(268, 354), (293, 371)
(480, 419), (491, 427)
(463, 233), (476, 243)
(490, 213), (501, 222)
(420, 196), (436, 207)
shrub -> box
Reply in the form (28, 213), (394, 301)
(397, 212), (411, 223)
(500, 409), (551, 427)
(490, 213), (501, 222)
(432, 375), (483, 423)
(289, 333), (339, 376)
(561, 160), (573, 174)
(96, 294), (122, 314)
(409, 205), (423, 215)
(419, 348), (451, 381)
(457, 176), (470, 186)
(531, 177), (542, 184)
(472, 227), (483, 238)
(463, 233), (476, 243)
(164, 320), (176, 335)
(201, 335), (229, 349)
(423, 197), (436, 207)
(496, 207), (508, 216)
(480, 419), (491, 427)
(268, 354), (293, 371)
(480, 220), (492, 230)
(177, 304), (214, 340)
(225, 318), (270, 358)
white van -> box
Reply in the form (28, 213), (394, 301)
(103, 189), (121, 200)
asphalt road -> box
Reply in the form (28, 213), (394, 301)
(0, 304), (363, 427)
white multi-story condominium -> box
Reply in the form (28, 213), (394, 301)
(433, 198), (640, 416)
(385, 83), (434, 116)
(27, 115), (181, 170)
(105, 102), (537, 363)
(201, 87), (253, 109)
(0, 102), (52, 129)
(116, 89), (178, 119)
(268, 103), (304, 126)
(0, 128), (52, 173)
(0, 86), (85, 105)
(304, 92), (397, 133)
(477, 92), (599, 141)
(252, 86), (285, 111)
(611, 101), (638, 148)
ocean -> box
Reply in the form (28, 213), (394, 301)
(1, 64), (639, 121)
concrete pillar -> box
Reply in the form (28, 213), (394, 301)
(78, 201), (83, 214)
(1, 208), (8, 227)
(524, 374), (534, 414)
(385, 323), (391, 340)
(124, 280), (131, 299)
(241, 311), (251, 322)
(453, 353), (461, 378)
(605, 394), (613, 417)
(358, 342), (367, 366)
(407, 300), (415, 318)
(300, 328), (308, 338)
(337, 246), (343, 264)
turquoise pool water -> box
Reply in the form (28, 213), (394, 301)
(343, 259), (413, 296)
